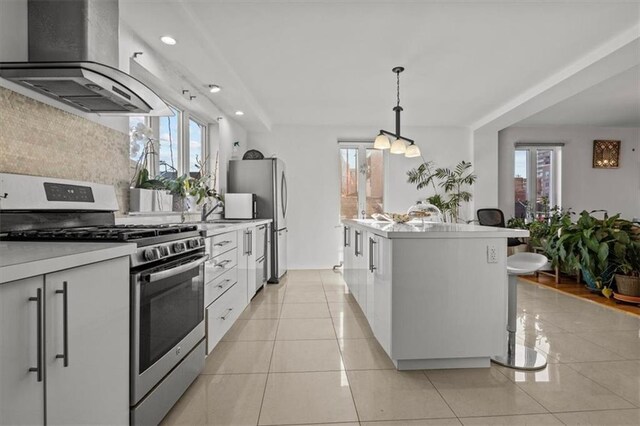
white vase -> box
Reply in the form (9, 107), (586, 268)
(129, 188), (154, 212)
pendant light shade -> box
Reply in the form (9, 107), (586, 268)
(405, 143), (421, 158)
(390, 138), (406, 154)
(374, 133), (391, 150)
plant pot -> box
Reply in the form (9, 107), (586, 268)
(153, 190), (173, 212)
(129, 188), (154, 212)
(615, 274), (640, 297)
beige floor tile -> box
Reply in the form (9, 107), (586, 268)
(252, 287), (287, 305)
(348, 369), (454, 421)
(222, 319), (279, 341)
(339, 338), (395, 370)
(270, 339), (344, 372)
(460, 414), (563, 425)
(258, 371), (358, 425)
(516, 313), (567, 335)
(576, 330), (640, 360)
(333, 316), (374, 338)
(277, 318), (336, 340)
(537, 310), (640, 332)
(553, 408), (640, 425)
(280, 302), (331, 319)
(287, 270), (323, 281)
(202, 340), (274, 374)
(325, 291), (357, 303)
(238, 302), (282, 320)
(566, 360), (640, 406)
(320, 271), (346, 285)
(160, 374), (267, 426)
(514, 336), (559, 364)
(498, 363), (634, 412)
(329, 301), (366, 318)
(426, 368), (546, 417)
(519, 295), (593, 314)
(362, 420), (461, 426)
(283, 290), (327, 303)
(285, 285), (326, 295)
(520, 332), (625, 363)
(287, 424), (359, 426)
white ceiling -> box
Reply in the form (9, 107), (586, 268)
(516, 64), (640, 127)
(120, 0), (640, 130)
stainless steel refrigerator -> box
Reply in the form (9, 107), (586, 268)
(228, 158), (288, 283)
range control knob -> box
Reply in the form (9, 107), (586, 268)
(172, 242), (186, 253)
(158, 246), (170, 257)
(187, 238), (199, 249)
(143, 248), (160, 262)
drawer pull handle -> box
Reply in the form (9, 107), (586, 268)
(214, 240), (232, 247)
(55, 281), (69, 367)
(217, 279), (232, 289)
(214, 260), (232, 269)
(220, 308), (233, 320)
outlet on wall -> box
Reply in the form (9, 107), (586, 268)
(487, 245), (498, 263)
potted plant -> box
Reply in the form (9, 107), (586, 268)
(407, 160), (477, 223)
(614, 226), (640, 297)
(129, 122), (165, 212)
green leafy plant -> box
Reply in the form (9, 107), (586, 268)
(407, 160), (477, 223)
(545, 211), (637, 297)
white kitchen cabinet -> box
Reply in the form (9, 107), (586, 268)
(0, 257), (129, 425)
(342, 225), (355, 295)
(206, 281), (245, 352)
(0, 276), (45, 425)
(238, 227), (257, 303)
(369, 233), (392, 355)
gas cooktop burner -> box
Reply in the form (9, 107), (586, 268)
(4, 224), (199, 243)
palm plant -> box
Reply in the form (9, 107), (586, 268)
(407, 160), (477, 223)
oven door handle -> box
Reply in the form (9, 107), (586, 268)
(145, 254), (209, 283)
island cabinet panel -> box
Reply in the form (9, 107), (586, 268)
(342, 219), (518, 370)
(390, 237), (507, 366)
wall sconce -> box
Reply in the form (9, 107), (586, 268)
(593, 140), (621, 168)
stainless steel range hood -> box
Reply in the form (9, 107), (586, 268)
(0, 0), (170, 116)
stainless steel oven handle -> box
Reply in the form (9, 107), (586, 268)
(147, 255), (209, 283)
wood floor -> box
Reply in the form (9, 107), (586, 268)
(521, 274), (640, 316)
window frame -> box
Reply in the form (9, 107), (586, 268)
(513, 144), (562, 219)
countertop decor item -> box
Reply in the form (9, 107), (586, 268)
(373, 66), (421, 158)
(407, 201), (443, 223)
(593, 140), (621, 168)
(243, 149), (265, 160)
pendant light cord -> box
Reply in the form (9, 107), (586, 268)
(396, 70), (401, 108)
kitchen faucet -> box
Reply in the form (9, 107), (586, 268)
(201, 199), (224, 221)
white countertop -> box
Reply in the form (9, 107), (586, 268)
(343, 219), (529, 239)
(0, 242), (136, 284)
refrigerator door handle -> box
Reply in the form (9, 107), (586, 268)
(281, 172), (288, 218)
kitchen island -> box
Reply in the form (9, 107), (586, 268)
(342, 219), (529, 370)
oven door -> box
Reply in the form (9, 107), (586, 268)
(131, 253), (208, 405)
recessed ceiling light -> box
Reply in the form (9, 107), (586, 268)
(235, 111), (244, 116)
(160, 36), (177, 45)
(209, 84), (221, 93)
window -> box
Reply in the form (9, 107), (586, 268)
(188, 118), (206, 178)
(339, 143), (385, 219)
(514, 145), (562, 219)
(158, 106), (180, 179)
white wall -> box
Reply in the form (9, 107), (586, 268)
(247, 125), (472, 269)
(218, 116), (248, 193)
(498, 126), (640, 220)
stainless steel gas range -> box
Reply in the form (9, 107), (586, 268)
(0, 173), (206, 425)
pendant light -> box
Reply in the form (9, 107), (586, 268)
(374, 66), (421, 158)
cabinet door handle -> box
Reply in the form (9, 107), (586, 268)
(214, 240), (232, 247)
(55, 281), (69, 367)
(354, 230), (361, 256)
(28, 288), (43, 382)
(220, 308), (233, 320)
(369, 238), (377, 272)
(343, 226), (349, 247)
(217, 279), (232, 289)
(249, 230), (253, 255)
(214, 259), (232, 269)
